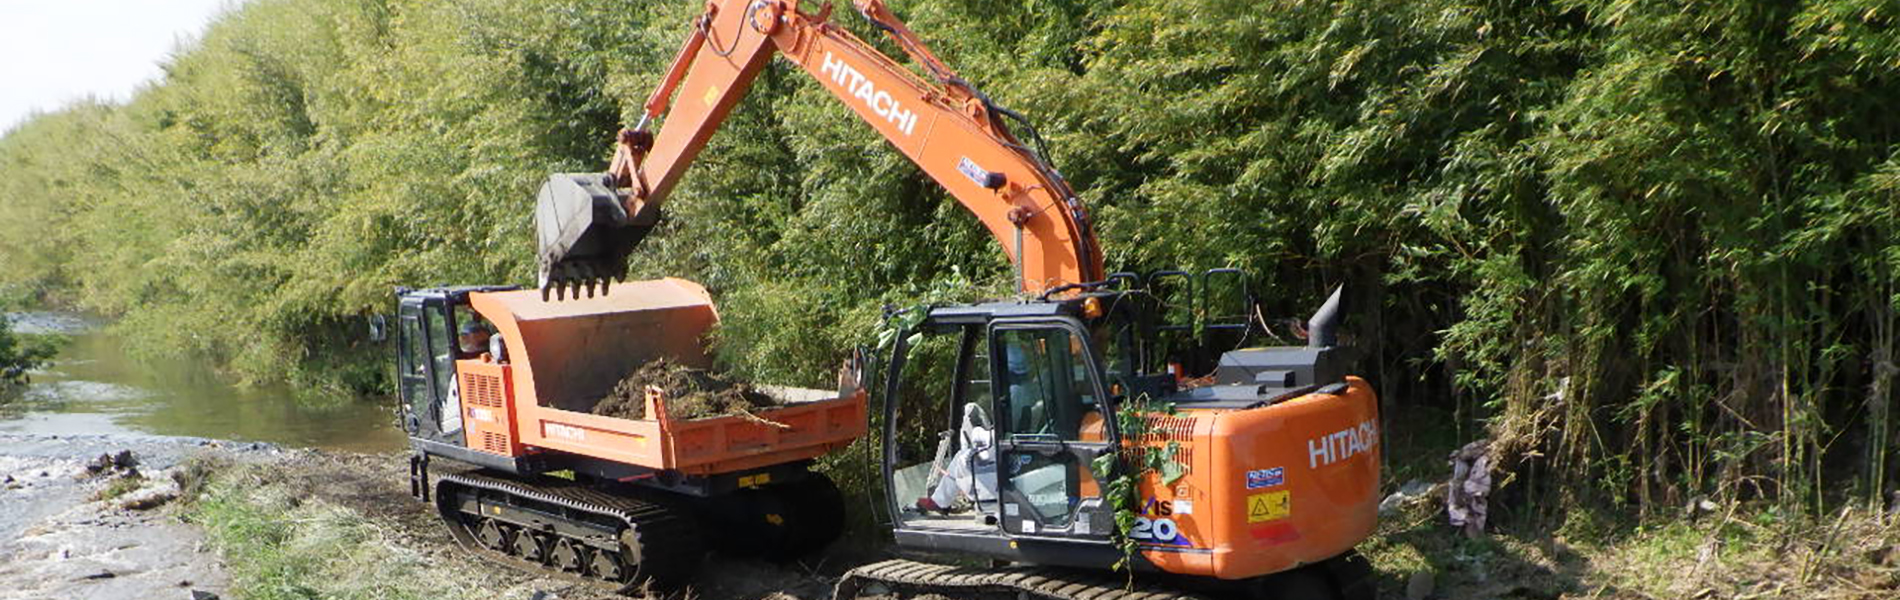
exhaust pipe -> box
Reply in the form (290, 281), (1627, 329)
(1306, 284), (1345, 349)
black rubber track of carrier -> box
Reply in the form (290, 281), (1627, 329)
(835, 559), (1210, 600)
(435, 470), (701, 594)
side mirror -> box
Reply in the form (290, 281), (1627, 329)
(367, 314), (389, 343)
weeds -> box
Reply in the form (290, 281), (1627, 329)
(91, 474), (146, 502)
(186, 464), (483, 600)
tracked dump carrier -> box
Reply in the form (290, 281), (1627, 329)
(394, 278), (865, 590)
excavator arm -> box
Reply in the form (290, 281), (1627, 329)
(535, 0), (1105, 299)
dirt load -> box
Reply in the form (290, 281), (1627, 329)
(592, 357), (780, 420)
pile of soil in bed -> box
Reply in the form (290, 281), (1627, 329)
(592, 357), (779, 420)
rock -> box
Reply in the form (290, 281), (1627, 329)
(1684, 496), (1720, 520)
(113, 450), (139, 470)
(528, 592), (557, 600)
(190, 591), (220, 600)
(1405, 570), (1435, 600)
(120, 483), (180, 511)
(1379, 479), (1441, 516)
(1447, 439), (1493, 537)
(86, 453), (114, 475)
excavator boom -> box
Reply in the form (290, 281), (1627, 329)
(537, 0), (1104, 298)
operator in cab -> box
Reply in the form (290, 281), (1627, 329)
(458, 320), (492, 355)
(440, 318), (494, 436)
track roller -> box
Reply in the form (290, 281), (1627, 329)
(476, 518), (510, 551)
(513, 530), (547, 562)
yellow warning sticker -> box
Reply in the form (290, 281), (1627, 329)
(1247, 491), (1291, 523)
(703, 85), (722, 106)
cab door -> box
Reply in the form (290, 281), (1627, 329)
(397, 298), (460, 444)
(989, 319), (1119, 542)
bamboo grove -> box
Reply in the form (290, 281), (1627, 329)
(1, 0), (1896, 514)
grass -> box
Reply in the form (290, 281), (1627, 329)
(1357, 483), (1900, 599)
(1356, 408), (1900, 600)
(164, 422), (1893, 600)
(92, 474), (146, 501)
(184, 463), (484, 600)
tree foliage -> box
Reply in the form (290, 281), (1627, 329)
(0, 317), (54, 387)
(1, 0), (1896, 510)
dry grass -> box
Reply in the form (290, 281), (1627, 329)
(186, 463), (487, 600)
(1590, 507), (1899, 599)
(1359, 495), (1900, 599)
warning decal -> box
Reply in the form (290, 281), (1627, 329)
(1246, 491), (1290, 523)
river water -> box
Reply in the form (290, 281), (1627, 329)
(2, 312), (405, 452)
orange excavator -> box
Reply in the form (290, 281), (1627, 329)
(401, 1), (1381, 598)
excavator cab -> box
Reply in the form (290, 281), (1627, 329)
(881, 297), (1141, 567)
(393, 286), (522, 446)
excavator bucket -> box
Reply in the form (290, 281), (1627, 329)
(534, 173), (652, 300)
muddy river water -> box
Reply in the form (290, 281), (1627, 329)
(2, 312), (405, 452)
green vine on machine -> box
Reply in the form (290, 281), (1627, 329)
(1092, 393), (1185, 573)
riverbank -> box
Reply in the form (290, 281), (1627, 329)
(0, 433), (253, 599)
(0, 431), (837, 600)
(3, 429), (1894, 600)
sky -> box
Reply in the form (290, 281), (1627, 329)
(1, 0), (235, 134)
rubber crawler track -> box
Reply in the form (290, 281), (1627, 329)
(435, 470), (701, 593)
(835, 559), (1211, 600)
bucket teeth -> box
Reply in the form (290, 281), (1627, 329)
(536, 263), (622, 302)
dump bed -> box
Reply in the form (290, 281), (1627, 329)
(458, 279), (866, 475)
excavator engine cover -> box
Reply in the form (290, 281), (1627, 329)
(535, 173), (647, 298)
